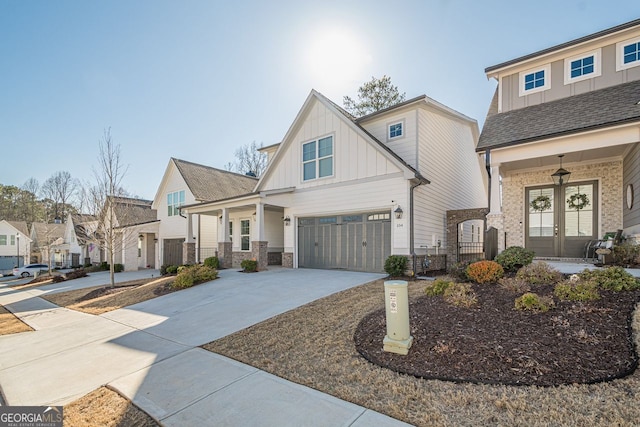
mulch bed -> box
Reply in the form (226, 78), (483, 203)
(355, 283), (640, 387)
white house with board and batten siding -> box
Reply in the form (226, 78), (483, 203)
(181, 89), (486, 273)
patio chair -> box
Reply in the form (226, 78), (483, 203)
(584, 229), (623, 263)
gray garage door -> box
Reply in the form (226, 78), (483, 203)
(298, 212), (391, 272)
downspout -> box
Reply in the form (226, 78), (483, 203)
(485, 149), (492, 213)
(410, 174), (428, 275)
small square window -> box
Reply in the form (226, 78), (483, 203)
(617, 37), (640, 71)
(389, 122), (403, 139)
(565, 49), (601, 84)
(519, 65), (550, 96)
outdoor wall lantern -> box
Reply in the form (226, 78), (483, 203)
(283, 216), (291, 226)
(138, 234), (144, 241)
(394, 206), (403, 219)
(219, 215), (222, 224)
(551, 154), (571, 186)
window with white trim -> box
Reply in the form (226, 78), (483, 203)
(0, 235), (6, 245)
(564, 49), (601, 84)
(240, 219), (250, 251)
(10, 235), (15, 245)
(229, 221), (233, 242)
(388, 122), (403, 140)
(167, 190), (185, 216)
(302, 135), (333, 181)
(519, 64), (550, 96)
(616, 36), (640, 71)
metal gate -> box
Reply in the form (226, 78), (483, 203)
(163, 238), (184, 266)
(298, 213), (391, 272)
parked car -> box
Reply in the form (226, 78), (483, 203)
(12, 263), (49, 278)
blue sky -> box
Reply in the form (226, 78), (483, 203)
(2, 1), (640, 201)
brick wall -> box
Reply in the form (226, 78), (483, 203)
(500, 160), (623, 248)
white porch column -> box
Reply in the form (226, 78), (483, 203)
(186, 213), (194, 243)
(220, 208), (229, 242)
(490, 164), (502, 215)
(255, 203), (265, 241)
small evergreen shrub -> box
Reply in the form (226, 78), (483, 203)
(443, 283), (477, 307)
(241, 259), (258, 272)
(165, 265), (179, 275)
(515, 292), (554, 312)
(515, 262), (563, 285)
(579, 266), (640, 291)
(448, 261), (471, 282)
(495, 246), (535, 272)
(384, 255), (408, 277)
(172, 265), (218, 289)
(204, 256), (220, 269)
(114, 263), (124, 273)
(612, 243), (640, 266)
(466, 260), (504, 284)
(65, 269), (88, 280)
(100, 262), (109, 271)
(498, 277), (531, 294)
(425, 278), (453, 296)
(554, 280), (600, 302)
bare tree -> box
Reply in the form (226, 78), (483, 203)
(41, 171), (78, 221)
(228, 141), (267, 177)
(91, 128), (129, 287)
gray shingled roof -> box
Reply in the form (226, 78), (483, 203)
(477, 79), (640, 152)
(173, 158), (258, 202)
(6, 220), (29, 236)
(31, 222), (65, 244)
(112, 197), (158, 227)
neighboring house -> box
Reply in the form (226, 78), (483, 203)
(151, 158), (258, 266)
(478, 18), (640, 257)
(29, 222), (65, 264)
(59, 214), (101, 268)
(108, 196), (159, 271)
(0, 220), (31, 272)
(181, 89), (486, 272)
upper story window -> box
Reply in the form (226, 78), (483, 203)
(616, 36), (640, 71)
(564, 49), (601, 84)
(302, 135), (333, 181)
(10, 235), (15, 245)
(518, 64), (550, 96)
(0, 235), (6, 245)
(167, 190), (185, 216)
(388, 122), (403, 140)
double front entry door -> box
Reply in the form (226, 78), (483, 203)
(525, 181), (597, 258)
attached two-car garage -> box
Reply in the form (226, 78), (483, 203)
(297, 212), (391, 272)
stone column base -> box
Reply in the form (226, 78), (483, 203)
(183, 242), (196, 265)
(282, 252), (294, 268)
(218, 242), (232, 268)
(252, 241), (268, 271)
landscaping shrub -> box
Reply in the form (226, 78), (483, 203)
(114, 263), (124, 273)
(172, 265), (218, 290)
(165, 265), (178, 275)
(100, 261), (109, 271)
(554, 280), (600, 302)
(466, 260), (504, 284)
(65, 269), (88, 280)
(578, 266), (640, 291)
(241, 259), (258, 272)
(515, 262), (563, 285)
(495, 246), (535, 272)
(204, 256), (220, 269)
(498, 277), (531, 294)
(612, 243), (640, 266)
(448, 261), (471, 282)
(514, 292), (554, 312)
(443, 283), (477, 307)
(384, 255), (408, 277)
(425, 278), (453, 296)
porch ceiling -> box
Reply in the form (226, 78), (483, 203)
(498, 142), (634, 173)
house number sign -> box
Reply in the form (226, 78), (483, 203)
(389, 290), (398, 313)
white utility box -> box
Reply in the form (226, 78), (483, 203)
(383, 280), (413, 355)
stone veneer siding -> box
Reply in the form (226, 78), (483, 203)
(182, 242), (196, 265)
(282, 252), (293, 268)
(218, 242), (232, 269)
(499, 160), (623, 249)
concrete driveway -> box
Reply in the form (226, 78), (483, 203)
(0, 268), (410, 426)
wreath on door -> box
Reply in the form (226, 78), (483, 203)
(567, 193), (589, 210)
(530, 195), (552, 212)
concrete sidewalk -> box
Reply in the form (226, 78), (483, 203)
(0, 268), (410, 426)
